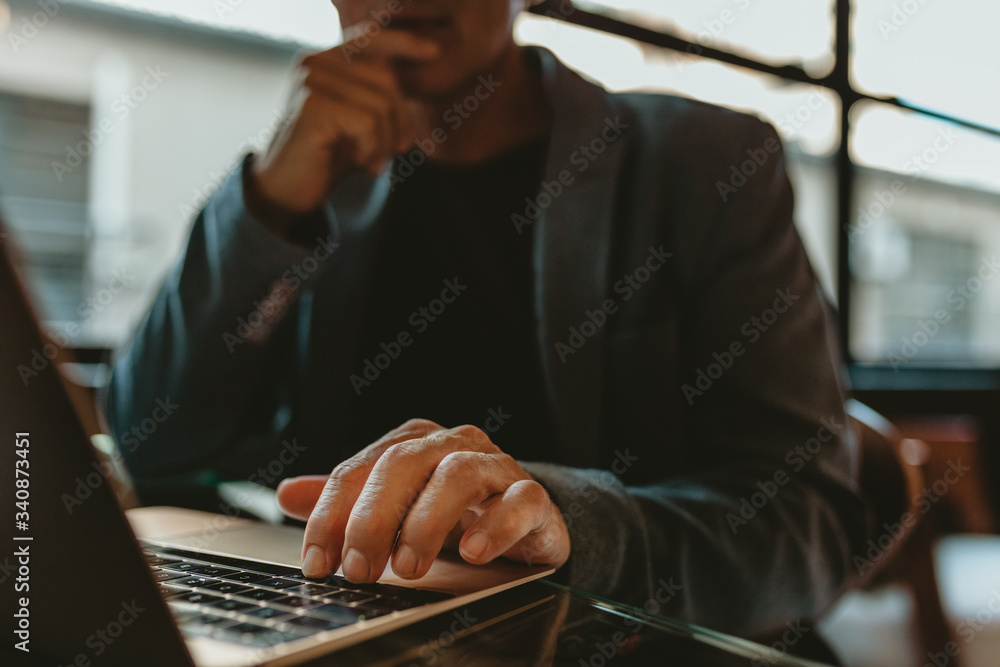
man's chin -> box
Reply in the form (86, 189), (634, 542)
(393, 62), (462, 100)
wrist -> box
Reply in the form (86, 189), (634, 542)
(243, 154), (308, 239)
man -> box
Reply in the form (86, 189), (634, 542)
(107, 0), (866, 637)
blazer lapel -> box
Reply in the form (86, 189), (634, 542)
(531, 49), (633, 468)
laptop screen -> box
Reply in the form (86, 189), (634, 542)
(0, 219), (193, 665)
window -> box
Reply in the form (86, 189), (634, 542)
(523, 0), (1000, 380)
(0, 91), (91, 327)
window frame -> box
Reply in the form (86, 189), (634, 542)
(529, 0), (1000, 397)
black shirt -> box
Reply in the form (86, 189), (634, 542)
(345, 139), (555, 462)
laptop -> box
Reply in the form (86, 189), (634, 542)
(0, 219), (554, 666)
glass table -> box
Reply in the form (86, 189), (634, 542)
(298, 579), (833, 666)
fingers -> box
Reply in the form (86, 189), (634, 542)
(339, 429), (495, 583)
(276, 476), (329, 521)
(301, 68), (410, 167)
(459, 480), (569, 568)
(299, 419), (440, 578)
(391, 452), (518, 580)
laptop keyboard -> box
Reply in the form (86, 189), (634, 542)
(142, 543), (453, 649)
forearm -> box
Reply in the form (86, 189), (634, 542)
(522, 452), (865, 637)
(106, 156), (337, 478)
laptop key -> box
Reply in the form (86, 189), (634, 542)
(177, 591), (224, 605)
(288, 583), (340, 597)
(238, 588), (286, 602)
(323, 589), (377, 605)
(255, 578), (300, 590)
(158, 584), (186, 599)
(203, 582), (253, 595)
(188, 565), (240, 577)
(153, 570), (189, 582)
(219, 571), (270, 584)
(274, 595), (325, 610)
(209, 599), (258, 613)
(243, 606), (294, 622)
(217, 624), (301, 648)
(146, 555), (180, 566)
(311, 604), (371, 623)
(284, 615), (352, 633)
(160, 562), (204, 573)
(185, 613), (237, 629)
(351, 604), (394, 620)
(175, 576), (220, 588)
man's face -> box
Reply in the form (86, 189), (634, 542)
(332, 0), (528, 98)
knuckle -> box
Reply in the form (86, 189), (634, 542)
(329, 459), (366, 486)
(437, 451), (480, 479)
(383, 441), (421, 464)
(495, 452), (519, 472)
(401, 417), (437, 432)
(451, 424), (490, 448)
(516, 479), (549, 506)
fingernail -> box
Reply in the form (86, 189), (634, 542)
(461, 532), (488, 560)
(343, 548), (370, 582)
(302, 545), (327, 578)
(393, 545), (418, 578)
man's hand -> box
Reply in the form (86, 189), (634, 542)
(247, 30), (440, 233)
(276, 419), (571, 582)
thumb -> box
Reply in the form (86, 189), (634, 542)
(276, 475), (330, 521)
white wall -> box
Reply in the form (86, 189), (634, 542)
(1, 2), (312, 344)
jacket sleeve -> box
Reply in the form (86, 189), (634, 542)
(521, 119), (866, 638)
(105, 156), (342, 482)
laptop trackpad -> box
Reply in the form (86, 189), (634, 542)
(127, 506), (554, 595)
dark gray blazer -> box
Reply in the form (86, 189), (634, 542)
(107, 47), (866, 636)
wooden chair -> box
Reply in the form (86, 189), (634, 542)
(845, 399), (954, 662)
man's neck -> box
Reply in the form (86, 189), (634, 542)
(414, 44), (552, 165)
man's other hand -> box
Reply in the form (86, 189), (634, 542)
(247, 31), (440, 234)
(276, 419), (570, 582)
